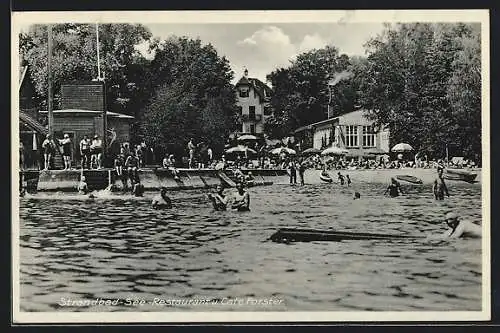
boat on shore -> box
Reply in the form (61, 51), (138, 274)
(396, 175), (423, 184)
(270, 228), (422, 243)
(444, 168), (478, 183)
(319, 172), (333, 183)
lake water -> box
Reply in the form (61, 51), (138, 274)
(18, 181), (482, 312)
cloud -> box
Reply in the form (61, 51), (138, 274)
(238, 26), (292, 48)
(298, 33), (328, 53)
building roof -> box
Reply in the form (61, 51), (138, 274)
(39, 109), (135, 119)
(293, 109), (372, 134)
(235, 74), (272, 101)
(20, 110), (48, 135)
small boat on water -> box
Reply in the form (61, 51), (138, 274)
(444, 168), (478, 183)
(396, 175), (423, 184)
(270, 228), (422, 243)
(319, 172), (333, 183)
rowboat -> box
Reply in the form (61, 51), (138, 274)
(444, 168), (477, 183)
(319, 172), (333, 183)
(270, 228), (422, 243)
(396, 175), (423, 184)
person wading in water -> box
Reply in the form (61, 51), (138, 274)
(433, 166), (450, 200)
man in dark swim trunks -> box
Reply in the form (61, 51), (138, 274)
(80, 135), (91, 169)
(209, 184), (228, 211)
(298, 160), (306, 186)
(433, 166), (450, 200)
(384, 177), (404, 197)
(58, 133), (72, 170)
(42, 134), (56, 170)
(346, 175), (352, 187)
(125, 153), (139, 188)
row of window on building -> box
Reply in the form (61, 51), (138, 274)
(345, 125), (377, 148)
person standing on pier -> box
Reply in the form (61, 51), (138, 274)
(58, 134), (72, 170)
(91, 135), (103, 169)
(79, 135), (91, 169)
(125, 153), (139, 187)
(187, 138), (195, 169)
(433, 166), (450, 200)
(114, 150), (126, 190)
(42, 134), (56, 170)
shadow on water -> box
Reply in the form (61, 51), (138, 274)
(19, 181), (482, 312)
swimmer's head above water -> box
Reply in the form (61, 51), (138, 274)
(353, 192), (361, 200)
(445, 212), (459, 228)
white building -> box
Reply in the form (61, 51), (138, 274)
(294, 109), (390, 156)
(234, 69), (272, 135)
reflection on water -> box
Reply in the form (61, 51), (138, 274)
(19, 181), (482, 312)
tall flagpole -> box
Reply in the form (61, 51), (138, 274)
(47, 24), (54, 137)
(96, 23), (107, 160)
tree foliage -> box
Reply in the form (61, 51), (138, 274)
(141, 37), (238, 156)
(264, 46), (358, 138)
(359, 23), (481, 160)
(20, 23), (153, 118)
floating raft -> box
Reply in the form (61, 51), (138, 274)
(396, 175), (423, 184)
(270, 228), (422, 243)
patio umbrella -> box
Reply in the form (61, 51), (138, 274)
(300, 147), (321, 155)
(270, 147), (296, 155)
(321, 146), (349, 156)
(225, 145), (257, 155)
(237, 134), (259, 141)
(391, 143), (414, 152)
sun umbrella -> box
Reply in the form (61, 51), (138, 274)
(225, 145), (257, 155)
(237, 134), (259, 141)
(321, 146), (349, 155)
(300, 147), (321, 155)
(270, 147), (296, 155)
(391, 143), (414, 152)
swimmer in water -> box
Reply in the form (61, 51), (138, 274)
(78, 176), (89, 195)
(231, 182), (250, 212)
(152, 187), (172, 209)
(433, 166), (450, 200)
(132, 179), (145, 197)
(208, 184), (228, 211)
(428, 212), (481, 240)
(384, 177), (404, 197)
(353, 191), (361, 200)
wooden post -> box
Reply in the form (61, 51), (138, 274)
(47, 24), (53, 136)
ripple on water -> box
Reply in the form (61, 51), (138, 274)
(19, 182), (482, 311)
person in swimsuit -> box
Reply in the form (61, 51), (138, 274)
(298, 160), (306, 186)
(288, 160), (297, 184)
(152, 187), (172, 209)
(433, 166), (449, 200)
(132, 178), (145, 197)
(78, 175), (89, 195)
(125, 153), (139, 188)
(429, 212), (481, 240)
(58, 133), (72, 170)
(80, 135), (91, 169)
(188, 138), (195, 169)
(384, 177), (404, 197)
(353, 191), (361, 200)
(42, 134), (56, 170)
(338, 172), (345, 186)
(231, 182), (250, 211)
(114, 151), (126, 190)
(208, 184), (228, 211)
(346, 175), (352, 187)
(91, 135), (103, 169)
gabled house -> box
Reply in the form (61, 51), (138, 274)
(234, 69), (272, 136)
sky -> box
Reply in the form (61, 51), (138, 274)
(136, 23), (386, 84)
